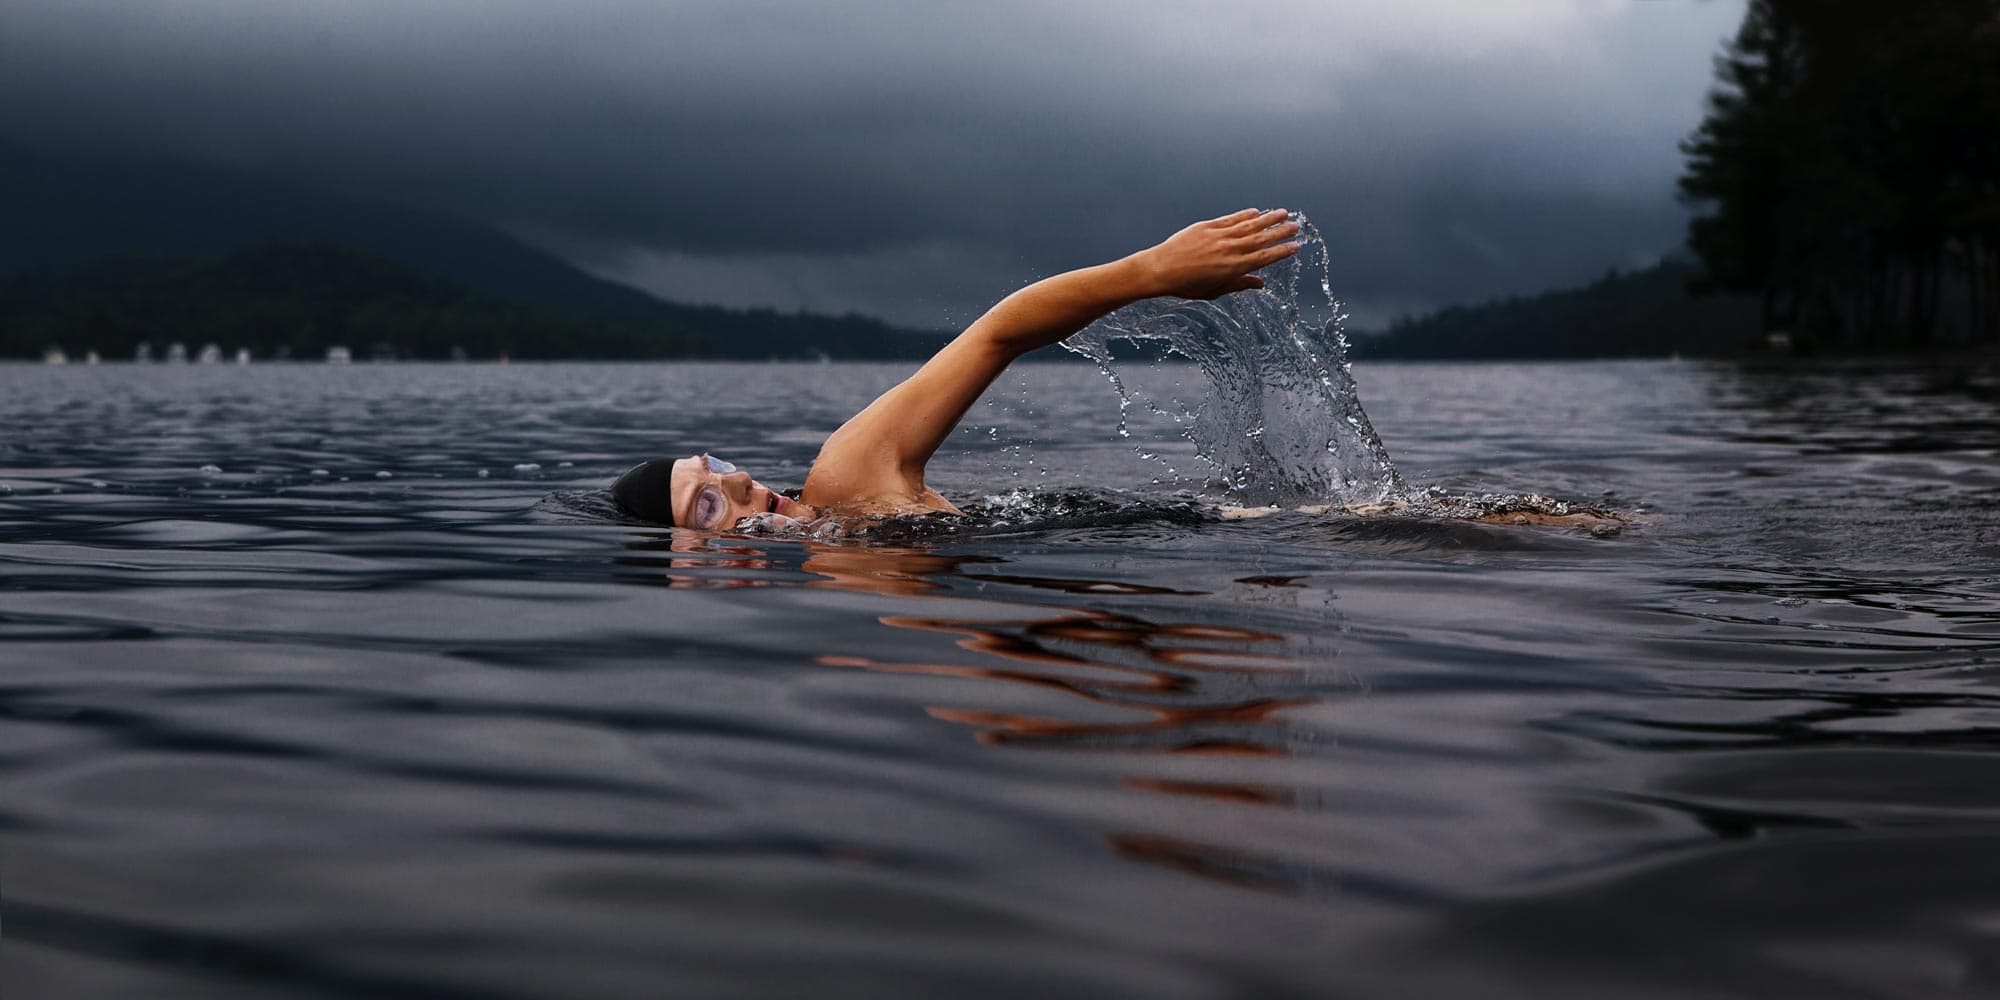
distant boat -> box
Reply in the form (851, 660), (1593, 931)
(325, 346), (352, 364)
(235, 348), (251, 365)
(449, 346), (469, 362)
(41, 346), (68, 365)
(166, 342), (188, 363)
(135, 342), (154, 364)
(85, 350), (101, 365)
(197, 343), (222, 364)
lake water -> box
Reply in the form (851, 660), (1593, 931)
(3, 358), (1998, 999)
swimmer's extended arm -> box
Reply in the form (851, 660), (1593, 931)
(805, 209), (1300, 503)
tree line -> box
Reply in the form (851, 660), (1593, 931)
(1356, 260), (1760, 360)
(1680, 0), (2000, 350)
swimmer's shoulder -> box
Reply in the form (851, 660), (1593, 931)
(800, 425), (963, 515)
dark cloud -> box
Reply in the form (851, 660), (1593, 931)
(0, 0), (1744, 326)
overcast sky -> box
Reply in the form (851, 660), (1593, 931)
(0, 0), (1746, 328)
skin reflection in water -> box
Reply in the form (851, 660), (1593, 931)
(617, 531), (989, 596)
(621, 531), (1339, 892)
(829, 612), (1300, 754)
(823, 600), (1326, 891)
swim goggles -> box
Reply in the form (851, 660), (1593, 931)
(685, 454), (739, 529)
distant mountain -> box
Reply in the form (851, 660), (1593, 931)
(1353, 260), (1763, 360)
(0, 145), (950, 359)
(0, 240), (712, 360)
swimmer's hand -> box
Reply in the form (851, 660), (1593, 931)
(1133, 208), (1301, 300)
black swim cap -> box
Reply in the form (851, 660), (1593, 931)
(610, 458), (678, 525)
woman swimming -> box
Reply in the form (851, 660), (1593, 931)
(611, 208), (1304, 530)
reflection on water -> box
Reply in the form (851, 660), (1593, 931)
(631, 533), (1334, 891)
(1701, 360), (2000, 454)
(827, 609), (1300, 756)
(4, 360), (2000, 998)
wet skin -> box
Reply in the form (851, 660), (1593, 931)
(669, 454), (817, 531)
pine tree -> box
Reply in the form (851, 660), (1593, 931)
(1680, 0), (2000, 350)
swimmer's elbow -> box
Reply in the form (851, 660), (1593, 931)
(956, 321), (1034, 365)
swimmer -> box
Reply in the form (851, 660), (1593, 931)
(611, 208), (1637, 536)
(612, 208), (1304, 530)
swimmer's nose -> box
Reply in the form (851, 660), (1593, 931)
(719, 470), (755, 500)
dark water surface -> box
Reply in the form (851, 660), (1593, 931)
(3, 359), (1998, 999)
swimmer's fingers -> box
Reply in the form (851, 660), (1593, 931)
(1232, 226), (1300, 264)
(1225, 208), (1291, 239)
(1245, 239), (1301, 269)
(1209, 207), (1263, 228)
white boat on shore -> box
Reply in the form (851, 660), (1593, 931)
(326, 346), (352, 364)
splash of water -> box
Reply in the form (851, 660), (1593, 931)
(582, 209), (1620, 540)
(1063, 212), (1404, 507)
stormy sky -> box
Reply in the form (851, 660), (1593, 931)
(0, 0), (1745, 328)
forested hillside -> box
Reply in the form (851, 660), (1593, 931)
(0, 147), (950, 359)
(0, 242), (708, 360)
(1354, 261), (1761, 360)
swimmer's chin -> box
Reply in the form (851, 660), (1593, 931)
(773, 493), (815, 519)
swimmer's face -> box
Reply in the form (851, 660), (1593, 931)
(671, 454), (811, 530)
